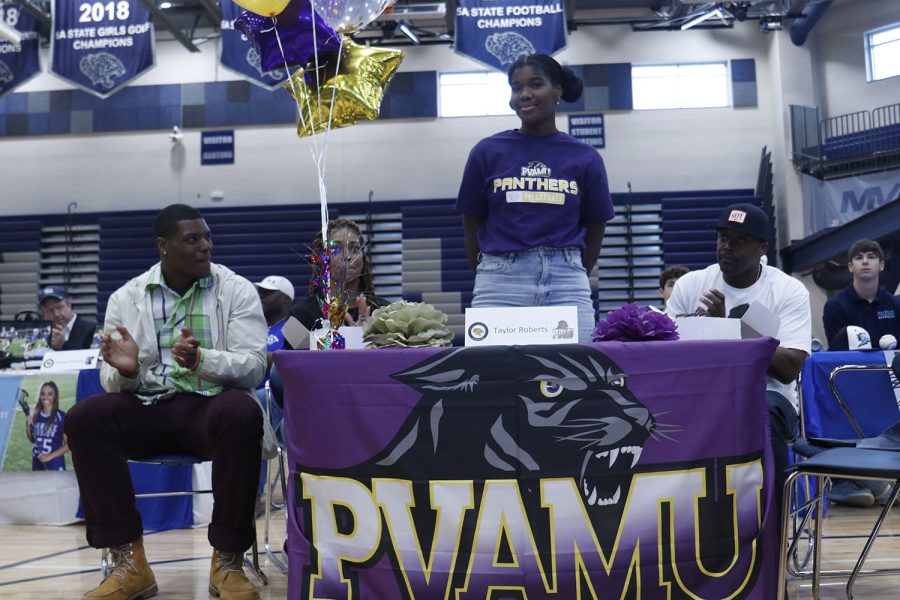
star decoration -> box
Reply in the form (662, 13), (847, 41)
(284, 37), (404, 138)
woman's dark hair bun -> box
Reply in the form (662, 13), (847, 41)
(559, 65), (583, 103)
(507, 54), (584, 103)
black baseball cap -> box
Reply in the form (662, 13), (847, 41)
(716, 203), (770, 241)
(38, 285), (69, 305)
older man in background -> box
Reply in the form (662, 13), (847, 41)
(39, 285), (97, 350)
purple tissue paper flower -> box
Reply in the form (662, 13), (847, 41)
(592, 303), (679, 342)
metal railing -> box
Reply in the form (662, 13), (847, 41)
(790, 102), (900, 179)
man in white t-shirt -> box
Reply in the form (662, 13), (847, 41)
(666, 203), (811, 519)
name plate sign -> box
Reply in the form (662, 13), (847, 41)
(465, 306), (578, 346)
(39, 349), (101, 372)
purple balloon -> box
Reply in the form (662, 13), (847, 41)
(235, 0), (341, 72)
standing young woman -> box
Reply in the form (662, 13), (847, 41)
(456, 53), (614, 342)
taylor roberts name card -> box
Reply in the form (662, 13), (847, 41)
(465, 306), (578, 346)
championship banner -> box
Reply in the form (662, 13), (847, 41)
(455, 0), (566, 71)
(276, 339), (781, 599)
(0, 2), (41, 99)
(50, 0), (154, 98)
(220, 0), (288, 90)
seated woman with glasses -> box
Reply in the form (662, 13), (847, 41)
(290, 217), (387, 331)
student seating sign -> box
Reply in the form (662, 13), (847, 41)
(455, 0), (567, 71)
(50, 0), (154, 98)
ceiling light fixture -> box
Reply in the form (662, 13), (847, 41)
(397, 20), (420, 45)
(681, 7), (723, 31)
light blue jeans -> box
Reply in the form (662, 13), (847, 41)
(472, 247), (596, 343)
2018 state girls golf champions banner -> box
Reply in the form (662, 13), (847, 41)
(50, 0), (154, 98)
(219, 0), (287, 90)
(275, 339), (782, 599)
(0, 2), (41, 98)
(455, 0), (566, 71)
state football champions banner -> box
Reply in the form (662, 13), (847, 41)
(50, 0), (154, 98)
(455, 0), (566, 71)
(0, 2), (41, 99)
(276, 339), (781, 599)
(220, 0), (287, 90)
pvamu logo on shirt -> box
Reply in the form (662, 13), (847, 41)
(492, 161), (579, 206)
(878, 310), (896, 320)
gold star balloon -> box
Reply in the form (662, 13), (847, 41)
(285, 38), (404, 138)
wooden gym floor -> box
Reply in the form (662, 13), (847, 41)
(1, 503), (900, 598)
(0, 510), (288, 599)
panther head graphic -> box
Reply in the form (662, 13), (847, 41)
(0, 60), (13, 86)
(336, 345), (657, 510)
(79, 52), (126, 89)
(485, 32), (535, 66)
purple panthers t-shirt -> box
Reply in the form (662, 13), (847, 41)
(455, 130), (614, 254)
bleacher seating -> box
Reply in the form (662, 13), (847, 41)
(0, 220), (42, 320)
(791, 102), (900, 178)
(823, 124), (900, 162)
(0, 190), (763, 337)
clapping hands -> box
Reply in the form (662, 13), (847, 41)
(102, 326), (140, 378)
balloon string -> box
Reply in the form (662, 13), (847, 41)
(273, 17), (328, 247)
(272, 17), (324, 160)
(317, 34), (343, 179)
(308, 16), (329, 244)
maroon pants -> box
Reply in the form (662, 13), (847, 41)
(65, 390), (262, 552)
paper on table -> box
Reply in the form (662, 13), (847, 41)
(674, 316), (741, 341)
(740, 300), (780, 339)
(675, 300), (780, 341)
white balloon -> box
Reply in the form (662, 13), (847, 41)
(312, 0), (391, 33)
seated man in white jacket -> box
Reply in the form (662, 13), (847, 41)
(66, 203), (268, 600)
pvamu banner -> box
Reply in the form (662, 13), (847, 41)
(802, 170), (900, 237)
(455, 0), (567, 71)
(50, 0), (154, 98)
(275, 338), (781, 599)
(0, 2), (41, 99)
(220, 0), (288, 90)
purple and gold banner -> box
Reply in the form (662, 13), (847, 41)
(276, 339), (780, 598)
(0, 2), (41, 99)
(50, 0), (154, 98)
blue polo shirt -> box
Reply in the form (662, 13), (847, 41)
(823, 285), (900, 348)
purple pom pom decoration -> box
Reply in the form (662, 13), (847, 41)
(592, 303), (679, 342)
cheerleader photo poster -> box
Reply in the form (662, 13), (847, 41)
(1, 372), (78, 473)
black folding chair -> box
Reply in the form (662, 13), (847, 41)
(786, 362), (900, 577)
(778, 446), (900, 599)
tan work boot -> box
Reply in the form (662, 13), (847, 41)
(83, 538), (158, 600)
(209, 548), (259, 600)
